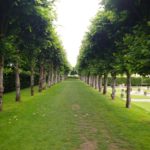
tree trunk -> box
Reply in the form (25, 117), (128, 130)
(39, 64), (44, 92)
(96, 75), (99, 89)
(89, 76), (92, 86)
(0, 56), (4, 111)
(56, 71), (59, 83)
(98, 75), (102, 92)
(103, 74), (108, 95)
(53, 69), (56, 84)
(56, 71), (58, 83)
(51, 67), (54, 85)
(58, 74), (61, 82)
(94, 76), (96, 89)
(30, 65), (34, 96)
(42, 68), (46, 90)
(91, 76), (93, 86)
(60, 75), (62, 82)
(48, 65), (52, 88)
(92, 76), (94, 87)
(57, 73), (59, 83)
(89, 76), (91, 85)
(62, 75), (65, 81)
(111, 74), (116, 100)
(54, 70), (57, 84)
(91, 76), (93, 87)
(59, 75), (62, 82)
(126, 73), (131, 108)
(87, 75), (89, 84)
(85, 76), (87, 84)
(15, 62), (21, 102)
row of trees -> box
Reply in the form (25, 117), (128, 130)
(0, 0), (70, 111)
(77, 0), (150, 108)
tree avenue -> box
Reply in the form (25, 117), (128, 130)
(77, 0), (150, 108)
(0, 0), (70, 111)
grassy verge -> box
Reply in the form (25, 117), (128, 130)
(0, 79), (150, 150)
(107, 87), (150, 111)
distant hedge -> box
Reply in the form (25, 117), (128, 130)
(107, 77), (150, 86)
(4, 71), (39, 93)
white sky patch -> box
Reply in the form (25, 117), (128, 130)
(56, 0), (100, 67)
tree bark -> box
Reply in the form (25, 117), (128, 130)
(39, 63), (44, 92)
(85, 76), (87, 84)
(57, 73), (59, 83)
(94, 76), (97, 89)
(111, 74), (116, 100)
(89, 76), (91, 85)
(56, 71), (59, 83)
(53, 69), (56, 84)
(89, 76), (92, 86)
(54, 70), (57, 84)
(0, 56), (4, 111)
(96, 75), (99, 89)
(103, 74), (108, 95)
(92, 76), (94, 87)
(94, 76), (96, 88)
(56, 71), (58, 83)
(91, 76), (94, 87)
(91, 76), (93, 86)
(30, 65), (34, 96)
(126, 73), (131, 108)
(87, 75), (89, 85)
(42, 68), (46, 90)
(51, 67), (54, 85)
(48, 64), (52, 88)
(59, 74), (61, 82)
(60, 75), (62, 81)
(58, 74), (61, 82)
(15, 62), (21, 102)
(98, 75), (102, 92)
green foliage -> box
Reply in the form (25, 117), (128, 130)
(70, 68), (78, 75)
(0, 0), (70, 95)
(101, 77), (150, 86)
(4, 68), (39, 93)
(77, 0), (150, 77)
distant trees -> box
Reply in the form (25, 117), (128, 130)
(70, 68), (78, 75)
(77, 0), (150, 108)
(0, 0), (70, 111)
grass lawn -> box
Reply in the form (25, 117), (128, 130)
(108, 87), (150, 99)
(0, 79), (150, 150)
(108, 86), (150, 113)
(132, 102), (150, 112)
(131, 95), (150, 99)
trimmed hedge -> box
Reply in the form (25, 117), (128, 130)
(4, 72), (39, 93)
(107, 77), (150, 86)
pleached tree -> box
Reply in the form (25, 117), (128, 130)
(77, 0), (150, 108)
(0, 0), (70, 111)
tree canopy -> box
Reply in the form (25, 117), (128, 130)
(77, 0), (150, 108)
(0, 0), (70, 111)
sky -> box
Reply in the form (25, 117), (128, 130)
(56, 0), (100, 67)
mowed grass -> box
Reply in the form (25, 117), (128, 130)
(108, 87), (150, 99)
(107, 87), (150, 111)
(132, 102), (150, 112)
(0, 79), (150, 150)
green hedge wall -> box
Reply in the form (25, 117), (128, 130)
(4, 72), (39, 93)
(107, 77), (150, 86)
